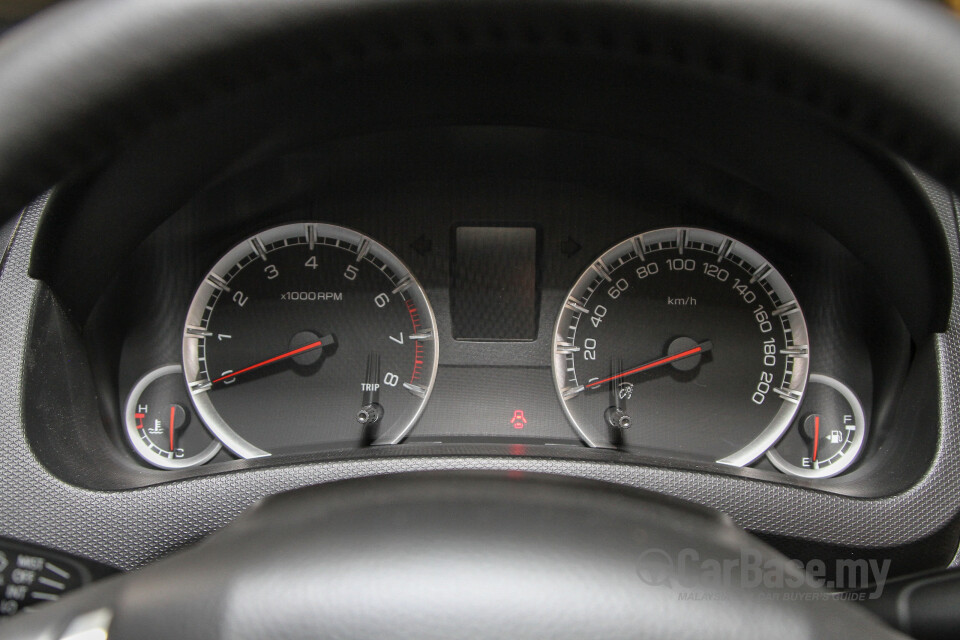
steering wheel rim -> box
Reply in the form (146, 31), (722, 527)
(0, 0), (958, 219)
(0, 0), (956, 637)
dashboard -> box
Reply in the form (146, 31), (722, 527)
(50, 124), (932, 491)
(2, 3), (960, 625)
(94, 135), (908, 481)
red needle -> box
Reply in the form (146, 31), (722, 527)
(210, 339), (326, 385)
(812, 415), (820, 462)
(585, 341), (712, 389)
(169, 405), (176, 451)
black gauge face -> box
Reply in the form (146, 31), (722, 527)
(182, 223), (438, 458)
(767, 374), (865, 478)
(552, 227), (809, 466)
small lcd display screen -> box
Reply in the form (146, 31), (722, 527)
(451, 226), (539, 341)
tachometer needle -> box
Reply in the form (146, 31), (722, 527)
(585, 340), (712, 389)
(210, 335), (334, 385)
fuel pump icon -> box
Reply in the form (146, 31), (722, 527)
(510, 410), (527, 429)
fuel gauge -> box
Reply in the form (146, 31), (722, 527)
(124, 365), (221, 469)
(766, 373), (865, 479)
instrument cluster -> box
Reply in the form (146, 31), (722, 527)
(99, 169), (907, 487)
(34, 122), (935, 497)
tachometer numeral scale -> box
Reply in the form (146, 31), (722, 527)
(552, 227), (809, 466)
(182, 223), (438, 458)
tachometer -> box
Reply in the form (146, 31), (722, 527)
(182, 223), (438, 458)
(552, 227), (809, 466)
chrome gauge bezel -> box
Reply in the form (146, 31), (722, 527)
(767, 373), (866, 478)
(551, 227), (810, 467)
(124, 364), (221, 469)
(181, 222), (439, 459)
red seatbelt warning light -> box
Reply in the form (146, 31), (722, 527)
(510, 410), (527, 429)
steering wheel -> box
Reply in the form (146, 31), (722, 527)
(1, 0), (956, 637)
(0, 472), (901, 640)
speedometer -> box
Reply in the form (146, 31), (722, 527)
(182, 223), (438, 458)
(552, 227), (809, 466)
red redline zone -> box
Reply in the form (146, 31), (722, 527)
(134, 413), (145, 429)
(406, 299), (424, 383)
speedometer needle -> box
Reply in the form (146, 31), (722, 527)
(585, 340), (712, 389)
(210, 335), (334, 385)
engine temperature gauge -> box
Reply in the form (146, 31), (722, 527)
(124, 365), (221, 469)
(766, 373), (865, 478)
